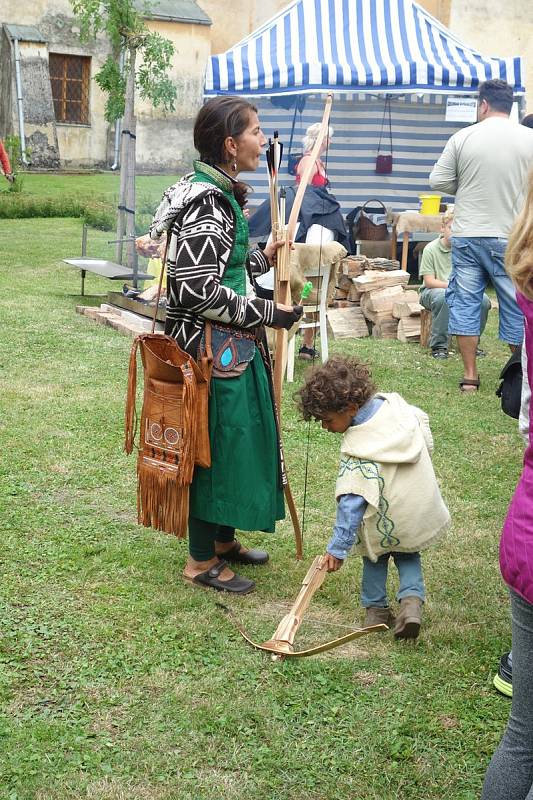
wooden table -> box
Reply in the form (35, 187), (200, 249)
(390, 211), (443, 270)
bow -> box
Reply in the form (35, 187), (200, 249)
(267, 94), (334, 563)
(219, 555), (388, 658)
(271, 93), (333, 404)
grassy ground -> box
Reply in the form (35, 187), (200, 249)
(0, 215), (521, 800)
(0, 172), (173, 204)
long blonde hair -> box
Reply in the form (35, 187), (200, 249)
(302, 123), (334, 153)
(507, 169), (533, 300)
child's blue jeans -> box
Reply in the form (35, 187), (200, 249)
(361, 552), (425, 608)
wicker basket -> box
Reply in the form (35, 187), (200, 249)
(356, 199), (389, 241)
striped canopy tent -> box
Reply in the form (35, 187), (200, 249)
(204, 1), (524, 213)
(205, 0), (524, 97)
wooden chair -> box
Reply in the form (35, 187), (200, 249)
(286, 261), (332, 382)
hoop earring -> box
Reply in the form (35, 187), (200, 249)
(231, 159), (237, 173)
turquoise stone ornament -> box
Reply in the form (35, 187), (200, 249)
(220, 347), (233, 367)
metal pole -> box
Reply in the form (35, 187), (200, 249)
(13, 39), (30, 166)
(81, 224), (88, 295)
(110, 49), (125, 170)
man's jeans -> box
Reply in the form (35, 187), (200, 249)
(447, 237), (523, 345)
(361, 552), (425, 608)
(420, 287), (491, 351)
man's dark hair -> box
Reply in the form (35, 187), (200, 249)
(478, 79), (514, 115)
(521, 113), (533, 129)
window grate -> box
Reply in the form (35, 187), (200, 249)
(49, 54), (90, 124)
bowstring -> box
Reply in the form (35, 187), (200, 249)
(300, 120), (331, 540)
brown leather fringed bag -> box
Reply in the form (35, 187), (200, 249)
(124, 333), (211, 537)
(123, 234), (212, 537)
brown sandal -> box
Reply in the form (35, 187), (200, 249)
(459, 377), (480, 392)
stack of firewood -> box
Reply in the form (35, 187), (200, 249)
(393, 291), (424, 342)
(328, 258), (423, 342)
(328, 256), (369, 339)
(355, 271), (411, 339)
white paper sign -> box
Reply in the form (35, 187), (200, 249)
(445, 96), (478, 123)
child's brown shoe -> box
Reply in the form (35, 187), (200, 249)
(394, 596), (422, 639)
(364, 606), (395, 629)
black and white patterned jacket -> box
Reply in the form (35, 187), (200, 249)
(150, 176), (274, 358)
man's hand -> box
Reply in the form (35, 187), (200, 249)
(323, 553), (344, 572)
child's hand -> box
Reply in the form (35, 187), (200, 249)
(324, 553), (344, 572)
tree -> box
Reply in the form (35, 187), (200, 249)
(71, 0), (177, 277)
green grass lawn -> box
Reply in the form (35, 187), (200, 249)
(0, 173), (176, 233)
(0, 215), (521, 799)
(0, 172), (174, 204)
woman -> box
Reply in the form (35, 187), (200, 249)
(149, 97), (302, 595)
(482, 169), (533, 800)
(295, 122), (332, 190)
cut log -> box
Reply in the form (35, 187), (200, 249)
(371, 317), (399, 339)
(327, 307), (370, 339)
(354, 269), (410, 293)
(397, 317), (421, 342)
(392, 300), (423, 319)
(402, 289), (420, 304)
(347, 282), (362, 302)
(366, 284), (405, 312)
(420, 308), (432, 348)
(341, 255), (368, 276)
(365, 257), (401, 271)
(337, 273), (355, 292)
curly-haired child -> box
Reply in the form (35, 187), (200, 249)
(296, 356), (450, 639)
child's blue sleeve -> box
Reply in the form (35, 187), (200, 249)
(326, 493), (368, 559)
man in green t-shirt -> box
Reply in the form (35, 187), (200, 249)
(419, 210), (491, 358)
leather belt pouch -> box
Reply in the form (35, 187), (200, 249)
(211, 325), (256, 378)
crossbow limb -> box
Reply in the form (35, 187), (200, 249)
(219, 555), (388, 659)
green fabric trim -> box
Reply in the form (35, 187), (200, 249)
(193, 160), (234, 192)
(338, 456), (400, 549)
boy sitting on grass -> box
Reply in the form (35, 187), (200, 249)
(296, 357), (450, 639)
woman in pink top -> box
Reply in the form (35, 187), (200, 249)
(295, 123), (335, 358)
(482, 169), (533, 800)
(295, 122), (332, 189)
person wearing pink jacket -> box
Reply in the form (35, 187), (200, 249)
(482, 168), (533, 799)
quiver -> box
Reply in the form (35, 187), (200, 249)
(124, 334), (211, 537)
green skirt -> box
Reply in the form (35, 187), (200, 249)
(189, 349), (285, 531)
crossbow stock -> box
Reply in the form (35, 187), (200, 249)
(219, 555), (388, 659)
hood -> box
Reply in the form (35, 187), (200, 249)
(149, 175), (223, 240)
(341, 393), (426, 465)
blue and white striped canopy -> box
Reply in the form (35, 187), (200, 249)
(205, 0), (524, 96)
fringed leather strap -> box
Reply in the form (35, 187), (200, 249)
(151, 236), (169, 334)
(177, 362), (197, 486)
(124, 335), (141, 454)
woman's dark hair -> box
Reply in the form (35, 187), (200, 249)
(295, 356), (376, 421)
(194, 96), (258, 208)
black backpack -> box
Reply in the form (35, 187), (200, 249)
(496, 345), (523, 419)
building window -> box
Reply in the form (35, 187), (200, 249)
(49, 54), (90, 124)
